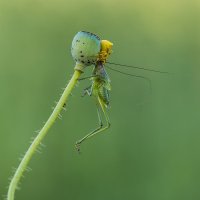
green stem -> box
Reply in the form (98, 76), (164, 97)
(7, 67), (83, 200)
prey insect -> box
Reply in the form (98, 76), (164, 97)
(71, 31), (168, 152)
(75, 39), (113, 152)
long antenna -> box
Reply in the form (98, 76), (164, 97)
(106, 61), (169, 74)
(106, 65), (152, 92)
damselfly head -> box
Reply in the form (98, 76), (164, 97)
(71, 31), (101, 68)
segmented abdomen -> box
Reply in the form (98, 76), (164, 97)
(92, 80), (110, 107)
(98, 85), (109, 107)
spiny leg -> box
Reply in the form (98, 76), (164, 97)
(75, 103), (103, 152)
(75, 97), (111, 152)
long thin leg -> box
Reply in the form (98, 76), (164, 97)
(85, 97), (111, 139)
(75, 103), (103, 152)
(75, 97), (111, 152)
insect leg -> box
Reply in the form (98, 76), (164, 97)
(78, 75), (97, 81)
(81, 85), (92, 97)
(84, 97), (111, 139)
(75, 102), (103, 152)
(75, 97), (111, 152)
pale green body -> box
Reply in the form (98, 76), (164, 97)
(75, 62), (111, 151)
(90, 63), (111, 107)
(71, 31), (111, 151)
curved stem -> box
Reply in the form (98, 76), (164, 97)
(7, 68), (82, 200)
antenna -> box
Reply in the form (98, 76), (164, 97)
(106, 65), (152, 93)
(106, 61), (169, 74)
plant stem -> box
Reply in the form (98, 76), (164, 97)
(7, 68), (83, 200)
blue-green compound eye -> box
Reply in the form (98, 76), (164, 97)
(71, 31), (101, 67)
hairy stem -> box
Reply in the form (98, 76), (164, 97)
(7, 68), (82, 200)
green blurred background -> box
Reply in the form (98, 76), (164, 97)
(1, 0), (200, 199)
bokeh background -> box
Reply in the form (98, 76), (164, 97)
(1, 0), (200, 199)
